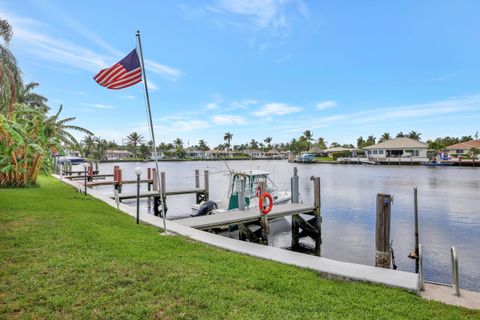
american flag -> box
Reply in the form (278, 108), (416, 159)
(93, 49), (142, 89)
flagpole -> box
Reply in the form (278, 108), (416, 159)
(136, 30), (167, 235)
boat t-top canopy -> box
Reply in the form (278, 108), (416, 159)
(234, 170), (270, 177)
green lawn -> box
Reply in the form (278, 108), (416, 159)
(1, 177), (478, 319)
(314, 157), (335, 162)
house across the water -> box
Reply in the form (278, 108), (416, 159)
(364, 137), (428, 162)
(446, 140), (480, 159)
(105, 149), (132, 160)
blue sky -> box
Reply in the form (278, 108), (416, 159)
(2, 0), (480, 147)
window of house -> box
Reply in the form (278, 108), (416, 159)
(379, 150), (384, 154)
(373, 150), (378, 154)
(456, 150), (464, 154)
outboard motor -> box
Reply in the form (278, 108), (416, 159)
(192, 201), (218, 217)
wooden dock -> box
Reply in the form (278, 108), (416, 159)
(176, 203), (316, 230)
(86, 179), (153, 187)
(111, 188), (206, 200)
(65, 174), (114, 180)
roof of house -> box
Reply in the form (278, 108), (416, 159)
(323, 147), (359, 153)
(446, 140), (480, 150)
(363, 137), (427, 150)
(106, 149), (131, 154)
(308, 146), (324, 154)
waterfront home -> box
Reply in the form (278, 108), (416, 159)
(205, 150), (236, 159)
(323, 147), (361, 157)
(185, 147), (206, 159)
(105, 149), (132, 160)
(245, 149), (266, 159)
(446, 140), (480, 158)
(308, 146), (325, 156)
(364, 137), (428, 160)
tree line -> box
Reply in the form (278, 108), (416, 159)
(78, 128), (478, 161)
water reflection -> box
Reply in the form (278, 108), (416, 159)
(95, 160), (480, 292)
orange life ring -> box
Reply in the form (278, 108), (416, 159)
(259, 192), (273, 215)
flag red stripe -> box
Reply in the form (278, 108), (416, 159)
(106, 69), (142, 89)
(98, 65), (125, 85)
(94, 63), (121, 83)
(93, 50), (143, 90)
(109, 78), (142, 90)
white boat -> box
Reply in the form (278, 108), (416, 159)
(191, 170), (291, 216)
(360, 159), (379, 165)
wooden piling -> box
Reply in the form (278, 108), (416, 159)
(313, 177), (322, 256)
(195, 169), (200, 188)
(87, 166), (93, 182)
(414, 187), (419, 273)
(147, 168), (152, 191)
(204, 170), (209, 201)
(152, 168), (158, 191)
(375, 193), (392, 268)
(291, 176), (322, 256)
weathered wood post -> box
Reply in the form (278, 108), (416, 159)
(291, 167), (299, 203)
(116, 169), (123, 194)
(195, 169), (201, 204)
(204, 170), (209, 201)
(414, 187), (419, 272)
(147, 168), (152, 191)
(152, 168), (158, 191)
(95, 161), (99, 172)
(313, 176), (322, 256)
(291, 167), (300, 249)
(87, 165), (93, 182)
(375, 193), (392, 268)
(259, 180), (269, 244)
(237, 176), (246, 211)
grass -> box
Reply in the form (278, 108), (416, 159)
(1, 177), (478, 319)
(314, 156), (335, 162)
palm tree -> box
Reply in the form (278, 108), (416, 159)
(44, 105), (93, 148)
(249, 139), (259, 150)
(264, 137), (272, 149)
(378, 132), (391, 143)
(173, 137), (183, 149)
(303, 130), (314, 150)
(356, 136), (365, 148)
(198, 139), (209, 151)
(17, 82), (49, 114)
(126, 132), (144, 158)
(224, 132), (233, 150)
(365, 135), (376, 146)
(396, 131), (405, 138)
(469, 147), (479, 166)
(407, 131), (422, 141)
(1, 18), (21, 115)
(92, 136), (108, 161)
(82, 135), (95, 158)
(316, 137), (327, 149)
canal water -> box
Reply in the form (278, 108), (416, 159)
(94, 160), (480, 292)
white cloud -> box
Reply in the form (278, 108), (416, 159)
(205, 93), (223, 110)
(2, 10), (181, 81)
(206, 102), (218, 110)
(280, 95), (480, 133)
(316, 100), (337, 110)
(252, 102), (301, 116)
(144, 59), (182, 82)
(148, 81), (159, 91)
(200, 0), (308, 50)
(212, 114), (246, 125)
(89, 103), (114, 109)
